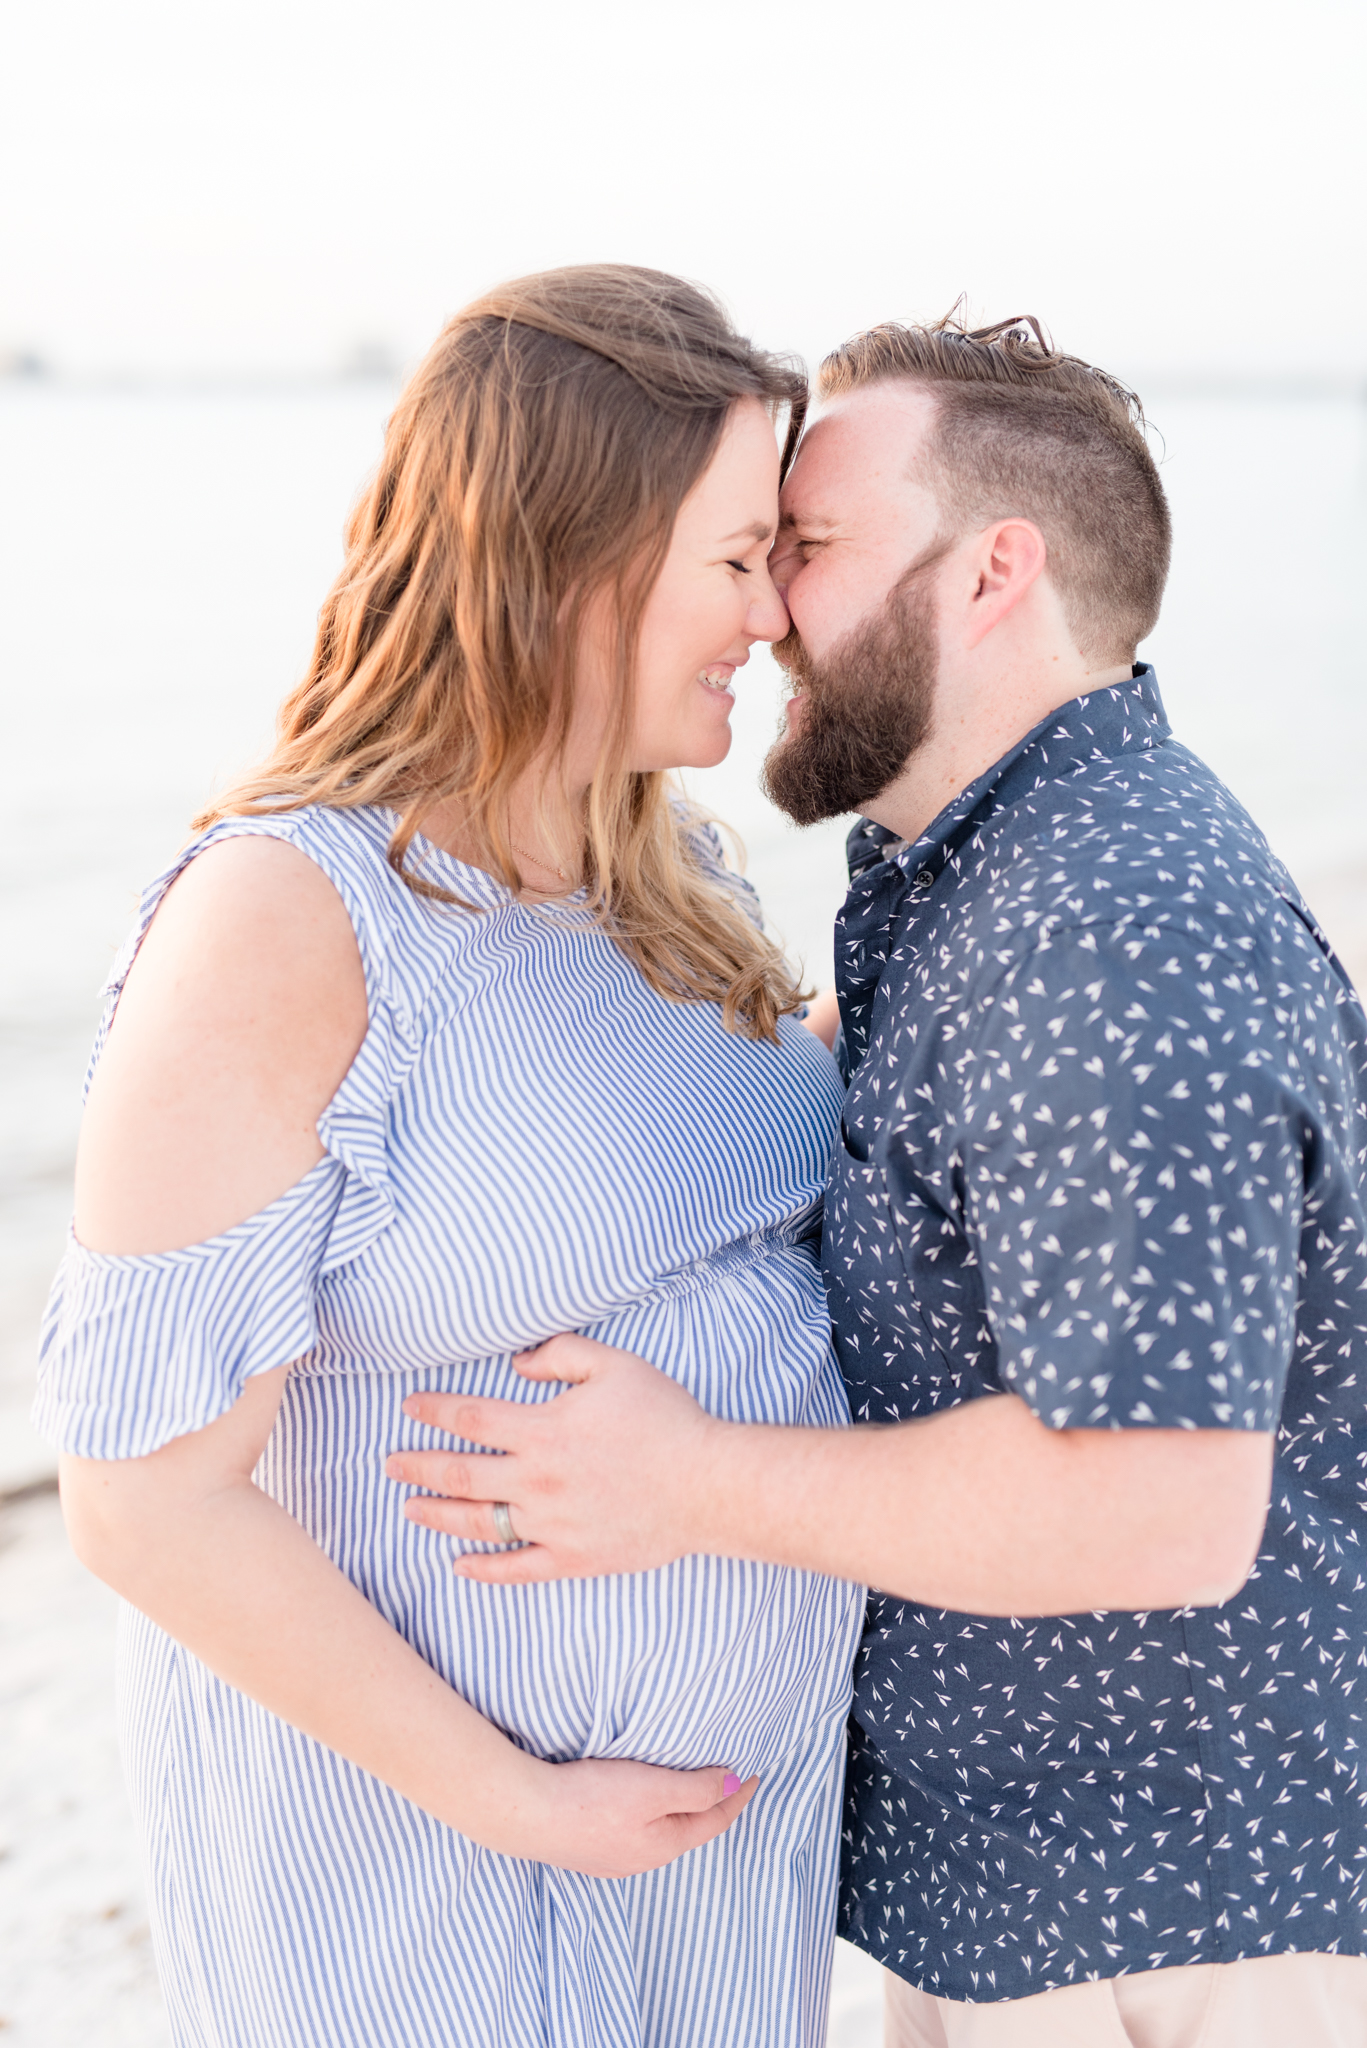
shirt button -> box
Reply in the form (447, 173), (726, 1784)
(914, 869), (935, 891)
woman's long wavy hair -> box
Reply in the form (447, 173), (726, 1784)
(198, 264), (809, 1039)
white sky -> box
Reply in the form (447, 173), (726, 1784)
(3, 0), (1364, 382)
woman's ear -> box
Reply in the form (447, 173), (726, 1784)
(961, 518), (1048, 651)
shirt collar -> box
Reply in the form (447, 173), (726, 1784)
(834, 666), (1169, 1072)
(845, 663), (1169, 888)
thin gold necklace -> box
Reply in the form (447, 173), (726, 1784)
(510, 841), (569, 883)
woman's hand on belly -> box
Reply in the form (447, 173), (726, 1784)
(388, 1334), (718, 1581)
(62, 1362), (756, 1877)
(519, 1757), (756, 1879)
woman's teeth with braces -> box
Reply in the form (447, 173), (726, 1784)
(698, 668), (733, 691)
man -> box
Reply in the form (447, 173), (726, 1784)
(397, 317), (1367, 2042)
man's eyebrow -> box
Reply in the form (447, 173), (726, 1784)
(719, 520), (776, 544)
(776, 508), (839, 533)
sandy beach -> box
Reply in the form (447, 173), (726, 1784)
(0, 1482), (170, 2043)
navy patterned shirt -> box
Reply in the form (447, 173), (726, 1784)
(827, 667), (1367, 2000)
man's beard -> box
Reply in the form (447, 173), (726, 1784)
(762, 558), (942, 827)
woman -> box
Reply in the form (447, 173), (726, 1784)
(36, 265), (864, 2048)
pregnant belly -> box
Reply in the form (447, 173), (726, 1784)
(407, 1552), (862, 1774)
(262, 1244), (862, 1771)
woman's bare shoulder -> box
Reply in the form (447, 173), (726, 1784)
(76, 834), (369, 1254)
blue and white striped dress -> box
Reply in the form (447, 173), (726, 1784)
(34, 803), (864, 2048)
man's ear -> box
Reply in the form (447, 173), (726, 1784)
(961, 518), (1048, 651)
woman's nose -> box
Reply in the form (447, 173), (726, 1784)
(747, 564), (791, 645)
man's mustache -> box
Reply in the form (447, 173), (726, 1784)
(770, 625), (808, 683)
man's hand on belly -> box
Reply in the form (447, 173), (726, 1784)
(388, 1335), (723, 1583)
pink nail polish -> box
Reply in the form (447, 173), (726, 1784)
(723, 1772), (740, 1797)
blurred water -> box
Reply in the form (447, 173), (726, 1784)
(2, 382), (1365, 1483)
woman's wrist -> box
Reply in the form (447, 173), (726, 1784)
(439, 1732), (554, 1855)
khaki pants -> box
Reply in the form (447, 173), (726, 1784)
(884, 1951), (1367, 2047)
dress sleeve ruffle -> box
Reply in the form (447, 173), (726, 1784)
(34, 1157), (347, 1458)
(35, 808), (424, 1457)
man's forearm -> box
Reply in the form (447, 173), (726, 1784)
(407, 1342), (1274, 1610)
(697, 1393), (1273, 1615)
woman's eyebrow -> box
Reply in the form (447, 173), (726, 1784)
(719, 520), (776, 545)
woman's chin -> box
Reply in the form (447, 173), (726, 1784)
(683, 725), (734, 771)
(632, 721), (735, 776)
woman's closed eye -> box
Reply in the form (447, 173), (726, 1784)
(725, 558), (752, 574)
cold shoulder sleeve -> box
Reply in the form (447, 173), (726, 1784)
(33, 806), (428, 1458)
(34, 1159), (346, 1458)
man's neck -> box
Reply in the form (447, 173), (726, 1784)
(865, 658), (1135, 845)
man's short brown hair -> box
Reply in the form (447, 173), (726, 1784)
(818, 314), (1171, 664)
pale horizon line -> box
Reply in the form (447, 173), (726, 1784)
(2, 360), (1365, 404)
